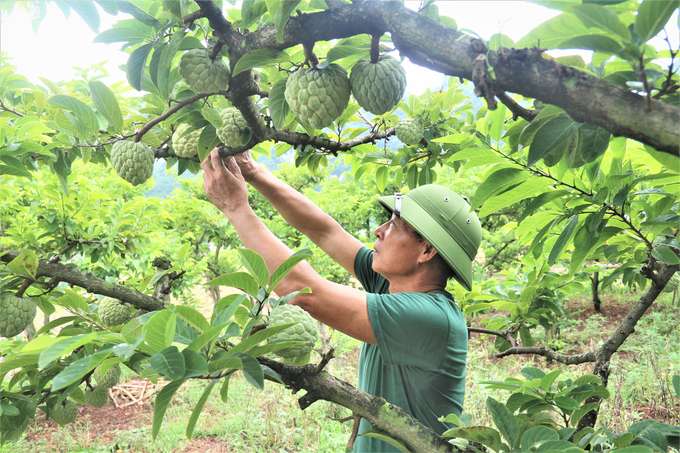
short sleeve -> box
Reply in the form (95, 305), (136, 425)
(367, 292), (451, 369)
(354, 246), (390, 294)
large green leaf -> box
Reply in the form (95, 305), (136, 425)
(479, 178), (553, 218)
(238, 249), (270, 289)
(268, 249), (312, 292)
(198, 125), (221, 162)
(517, 13), (595, 49)
(116, 0), (162, 28)
(557, 34), (623, 53)
(51, 347), (112, 390)
(518, 190), (569, 225)
(206, 272), (260, 297)
(635, 0), (677, 42)
(5, 249), (39, 279)
(152, 379), (185, 440)
(186, 381), (216, 439)
(186, 323), (231, 352)
(578, 123), (610, 163)
(521, 426), (560, 451)
(174, 305), (211, 334)
(48, 95), (100, 137)
(471, 167), (529, 211)
(549, 214), (579, 265)
(182, 348), (209, 378)
(93, 27), (153, 43)
(149, 346), (186, 380)
(227, 323), (296, 356)
(39, 333), (98, 368)
(232, 49), (291, 77)
(126, 43), (153, 91)
(443, 427), (503, 452)
(571, 4), (630, 40)
(143, 309), (177, 353)
(69, 0), (100, 33)
(213, 294), (248, 326)
(527, 114), (582, 167)
(88, 80), (123, 132)
(359, 429), (410, 453)
(232, 352), (264, 390)
(269, 78), (290, 131)
(652, 246), (680, 264)
(486, 397), (520, 449)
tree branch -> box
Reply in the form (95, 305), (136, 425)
(0, 247), (165, 312)
(495, 346), (597, 365)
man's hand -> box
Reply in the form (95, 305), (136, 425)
(201, 148), (249, 215)
(233, 150), (262, 183)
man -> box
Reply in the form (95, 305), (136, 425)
(201, 148), (482, 452)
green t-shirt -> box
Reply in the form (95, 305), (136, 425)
(353, 246), (468, 453)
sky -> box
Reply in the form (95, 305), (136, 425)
(1, 0), (564, 93)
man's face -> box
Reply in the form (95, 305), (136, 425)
(372, 213), (425, 279)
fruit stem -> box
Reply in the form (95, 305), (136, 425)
(209, 42), (225, 61)
(303, 43), (319, 69)
(370, 34), (381, 64)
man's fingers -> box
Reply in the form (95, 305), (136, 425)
(201, 147), (220, 172)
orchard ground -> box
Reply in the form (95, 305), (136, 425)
(2, 286), (679, 453)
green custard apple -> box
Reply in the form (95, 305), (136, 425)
(178, 48), (230, 93)
(93, 363), (121, 389)
(0, 291), (37, 338)
(85, 387), (109, 408)
(216, 107), (247, 147)
(395, 117), (424, 146)
(172, 124), (202, 158)
(284, 64), (351, 129)
(349, 55), (407, 115)
(110, 140), (154, 186)
(51, 400), (79, 425)
(98, 297), (131, 326)
(267, 304), (318, 359)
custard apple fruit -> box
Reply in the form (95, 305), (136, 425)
(172, 124), (202, 158)
(662, 272), (680, 293)
(178, 48), (230, 93)
(284, 64), (351, 129)
(110, 140), (154, 186)
(349, 55), (406, 115)
(93, 363), (121, 389)
(396, 118), (424, 146)
(51, 400), (78, 425)
(216, 107), (247, 147)
(98, 297), (131, 326)
(267, 304), (318, 359)
(85, 387), (109, 408)
(0, 292), (36, 338)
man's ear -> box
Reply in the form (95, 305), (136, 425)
(418, 241), (439, 264)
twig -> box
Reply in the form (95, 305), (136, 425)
(346, 415), (362, 451)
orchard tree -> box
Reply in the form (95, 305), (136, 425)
(1, 0), (679, 451)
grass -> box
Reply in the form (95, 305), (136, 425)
(3, 288), (679, 452)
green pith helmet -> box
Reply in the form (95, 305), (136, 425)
(377, 184), (482, 291)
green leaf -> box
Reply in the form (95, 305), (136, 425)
(0, 354), (39, 376)
(471, 167), (529, 211)
(527, 114), (582, 167)
(238, 249), (270, 289)
(228, 323), (296, 356)
(269, 78), (290, 131)
(651, 246), (680, 264)
(39, 332), (99, 368)
(375, 165), (388, 192)
(549, 214), (579, 265)
(116, 0), (161, 27)
(143, 309), (177, 353)
(178, 349), (207, 379)
(635, 0), (677, 42)
(152, 379), (185, 440)
(644, 145), (680, 172)
(571, 4), (630, 40)
(94, 27), (153, 43)
(274, 0), (301, 43)
(232, 352), (264, 390)
(518, 190), (569, 225)
(486, 397), (520, 448)
(186, 381), (216, 439)
(201, 106), (223, 130)
(232, 49), (291, 77)
(443, 427), (503, 452)
(149, 346), (186, 380)
(48, 95), (100, 136)
(220, 375), (231, 403)
(521, 426), (560, 451)
(51, 347), (112, 390)
(672, 375), (679, 397)
(174, 305), (211, 333)
(213, 294), (248, 326)
(187, 323), (231, 352)
(5, 249), (39, 279)
(198, 125), (221, 162)
(359, 429), (411, 453)
(578, 123), (610, 163)
(89, 80), (123, 132)
(478, 178), (553, 218)
(268, 249), (312, 292)
(69, 0), (100, 33)
(206, 272), (260, 297)
(126, 43), (153, 91)
(557, 34), (622, 53)
(327, 45), (365, 64)
(517, 13), (594, 49)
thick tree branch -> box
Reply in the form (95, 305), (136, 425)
(203, 1), (680, 156)
(1, 247), (165, 312)
(257, 356), (459, 453)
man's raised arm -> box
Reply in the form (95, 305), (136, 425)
(234, 151), (365, 276)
